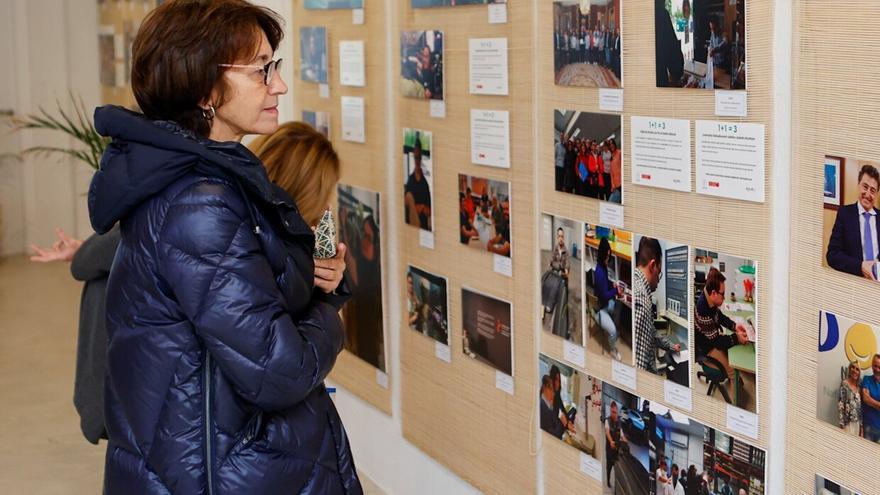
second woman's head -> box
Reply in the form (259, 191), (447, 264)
(132, 0), (287, 141)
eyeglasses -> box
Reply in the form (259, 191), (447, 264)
(218, 58), (282, 86)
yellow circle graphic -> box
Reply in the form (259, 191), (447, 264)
(845, 323), (877, 370)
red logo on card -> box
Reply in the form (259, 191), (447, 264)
(641, 174), (651, 180)
(709, 181), (720, 188)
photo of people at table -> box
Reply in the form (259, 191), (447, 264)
(403, 128), (434, 232)
(816, 474), (861, 495)
(584, 224), (633, 364)
(822, 157), (880, 283)
(461, 288), (512, 375)
(817, 311), (880, 444)
(400, 30), (444, 101)
(458, 174), (512, 258)
(337, 184), (386, 372)
(692, 249), (757, 413)
(554, 110), (623, 204)
(553, 0), (622, 88)
(300, 26), (328, 84)
(406, 265), (449, 346)
(654, 0), (746, 89)
(538, 354), (604, 460)
(540, 214), (584, 345)
(602, 383), (649, 495)
(632, 235), (691, 388)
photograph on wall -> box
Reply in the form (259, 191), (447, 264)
(654, 0), (746, 89)
(123, 21), (138, 85)
(400, 30), (444, 101)
(412, 0), (505, 7)
(584, 224), (633, 365)
(816, 474), (861, 495)
(403, 128), (434, 232)
(700, 426), (765, 494)
(554, 110), (623, 204)
(304, 0), (363, 9)
(538, 354), (604, 460)
(817, 311), (880, 444)
(461, 287), (512, 375)
(458, 174), (511, 258)
(693, 249), (757, 412)
(602, 382), (649, 494)
(630, 235), (691, 387)
(822, 156), (880, 283)
(552, 0), (622, 88)
(539, 214), (584, 346)
(300, 26), (328, 84)
(302, 110), (330, 138)
(406, 265), (449, 346)
(337, 184), (385, 372)
(98, 30), (116, 87)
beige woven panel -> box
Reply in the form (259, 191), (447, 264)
(538, 0), (774, 491)
(96, 1), (151, 107)
(395, 2), (538, 494)
(292, 2), (393, 416)
(787, 1), (880, 493)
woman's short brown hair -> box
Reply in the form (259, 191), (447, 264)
(250, 122), (340, 226)
(131, 0), (283, 137)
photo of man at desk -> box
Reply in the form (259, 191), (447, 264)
(654, 0), (746, 90)
(633, 235), (691, 388)
(538, 354), (604, 461)
(692, 250), (757, 413)
(584, 224), (633, 364)
(540, 214), (584, 345)
(824, 161), (880, 282)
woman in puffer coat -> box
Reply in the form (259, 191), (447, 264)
(88, 1), (361, 493)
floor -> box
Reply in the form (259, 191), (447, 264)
(0, 255), (384, 494)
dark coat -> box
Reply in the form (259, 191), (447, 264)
(70, 224), (121, 444)
(89, 105), (361, 494)
(826, 202), (880, 277)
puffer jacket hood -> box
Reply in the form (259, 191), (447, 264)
(91, 105), (361, 494)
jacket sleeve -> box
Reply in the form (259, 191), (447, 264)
(70, 224), (121, 282)
(157, 180), (344, 411)
(826, 207), (862, 276)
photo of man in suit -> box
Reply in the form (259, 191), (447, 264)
(826, 164), (880, 280)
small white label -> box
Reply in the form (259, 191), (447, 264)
(611, 360), (637, 391)
(495, 371), (514, 395)
(599, 89), (624, 112)
(319, 84), (330, 99)
(599, 202), (624, 228)
(715, 90), (747, 117)
(488, 4), (507, 24)
(419, 230), (435, 249)
(726, 405), (758, 439)
(376, 370), (389, 389)
(579, 453), (602, 481)
(352, 8), (365, 25)
(664, 380), (693, 412)
(430, 100), (446, 118)
(435, 341), (452, 363)
(493, 254), (512, 277)
(563, 340), (586, 368)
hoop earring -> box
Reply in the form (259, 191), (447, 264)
(202, 104), (215, 121)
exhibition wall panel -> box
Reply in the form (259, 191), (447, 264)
(394, 2), (539, 494)
(789, 1), (880, 493)
(291, 1), (393, 415)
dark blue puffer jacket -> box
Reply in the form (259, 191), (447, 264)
(89, 106), (362, 494)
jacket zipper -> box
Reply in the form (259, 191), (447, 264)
(204, 352), (215, 495)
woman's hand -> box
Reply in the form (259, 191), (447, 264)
(314, 243), (347, 294)
(30, 228), (83, 263)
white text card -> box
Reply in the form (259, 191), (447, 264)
(612, 360), (637, 391)
(495, 371), (514, 395)
(696, 120), (765, 202)
(419, 230), (435, 249)
(488, 3), (507, 24)
(494, 254), (512, 277)
(469, 38), (508, 96)
(352, 8), (365, 25)
(630, 116), (692, 192)
(470, 109), (510, 168)
(339, 40), (365, 87)
(430, 100), (446, 119)
(715, 90), (747, 117)
(599, 89), (624, 112)
(563, 340), (586, 368)
(319, 83), (330, 99)
(579, 453), (602, 482)
(726, 405), (759, 439)
(340, 96), (365, 143)
(664, 380), (693, 412)
(599, 202), (624, 228)
(376, 370), (389, 389)
(435, 342), (451, 363)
